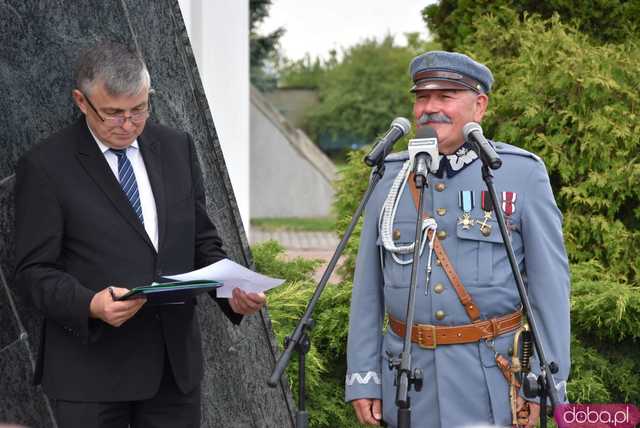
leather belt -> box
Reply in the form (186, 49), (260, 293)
(388, 311), (522, 349)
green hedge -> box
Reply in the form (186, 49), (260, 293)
(254, 241), (361, 427)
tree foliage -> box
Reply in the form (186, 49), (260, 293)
(302, 35), (437, 147)
(464, 10), (640, 282)
(331, 156), (363, 283)
(277, 53), (336, 90)
(250, 0), (285, 90)
(423, 0), (640, 51)
(569, 261), (640, 403)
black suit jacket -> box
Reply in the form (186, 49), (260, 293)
(14, 119), (242, 401)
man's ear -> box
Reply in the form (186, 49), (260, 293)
(473, 93), (489, 122)
(72, 89), (88, 114)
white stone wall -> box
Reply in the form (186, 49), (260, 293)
(178, 0), (250, 231)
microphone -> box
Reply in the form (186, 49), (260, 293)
(364, 117), (411, 167)
(463, 122), (502, 170)
(408, 126), (439, 187)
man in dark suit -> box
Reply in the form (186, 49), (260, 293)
(14, 42), (265, 428)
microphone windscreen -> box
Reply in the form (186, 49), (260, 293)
(462, 122), (482, 140)
(391, 117), (411, 135)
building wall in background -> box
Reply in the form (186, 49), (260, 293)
(250, 87), (335, 218)
(263, 88), (319, 129)
(179, 0), (250, 231)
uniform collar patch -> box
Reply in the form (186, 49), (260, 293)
(433, 142), (478, 178)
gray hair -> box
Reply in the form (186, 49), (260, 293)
(75, 41), (151, 96)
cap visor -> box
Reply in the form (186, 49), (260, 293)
(411, 79), (474, 93)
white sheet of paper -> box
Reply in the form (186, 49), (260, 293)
(163, 258), (284, 298)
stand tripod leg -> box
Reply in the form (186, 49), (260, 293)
(295, 334), (310, 427)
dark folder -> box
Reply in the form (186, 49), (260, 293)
(116, 280), (222, 304)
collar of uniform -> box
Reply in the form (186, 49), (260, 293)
(86, 119), (140, 154)
(433, 142), (478, 178)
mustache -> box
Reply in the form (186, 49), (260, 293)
(417, 113), (452, 125)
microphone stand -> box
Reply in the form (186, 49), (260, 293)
(268, 161), (388, 428)
(390, 165), (428, 428)
(474, 148), (561, 428)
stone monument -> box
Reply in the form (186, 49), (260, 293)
(0, 1), (294, 427)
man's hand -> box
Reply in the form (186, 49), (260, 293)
(228, 288), (266, 315)
(516, 396), (540, 428)
(352, 398), (382, 426)
(89, 286), (146, 327)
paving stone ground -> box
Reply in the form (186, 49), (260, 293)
(250, 229), (344, 283)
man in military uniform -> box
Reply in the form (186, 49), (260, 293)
(345, 51), (570, 427)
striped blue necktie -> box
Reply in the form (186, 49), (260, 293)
(111, 148), (144, 224)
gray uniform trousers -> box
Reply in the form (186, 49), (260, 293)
(345, 143), (570, 428)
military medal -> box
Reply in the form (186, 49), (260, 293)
(501, 191), (517, 216)
(457, 190), (475, 230)
(479, 191), (493, 237)
(500, 191), (518, 235)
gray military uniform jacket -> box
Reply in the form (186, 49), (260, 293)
(345, 143), (570, 428)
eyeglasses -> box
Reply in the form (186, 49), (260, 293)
(82, 92), (151, 127)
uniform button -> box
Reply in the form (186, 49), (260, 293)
(435, 258), (441, 266)
(435, 310), (446, 320)
(433, 283), (445, 294)
(393, 229), (401, 240)
(435, 183), (446, 192)
(437, 230), (448, 240)
(436, 208), (447, 216)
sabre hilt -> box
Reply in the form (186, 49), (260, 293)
(520, 327), (533, 374)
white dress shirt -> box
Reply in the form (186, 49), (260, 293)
(87, 124), (159, 251)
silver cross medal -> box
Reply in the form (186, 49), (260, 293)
(457, 190), (476, 230)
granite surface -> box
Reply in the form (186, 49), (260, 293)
(0, 1), (294, 426)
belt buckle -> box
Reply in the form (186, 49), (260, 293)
(418, 324), (437, 349)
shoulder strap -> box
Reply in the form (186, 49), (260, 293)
(407, 173), (481, 322)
